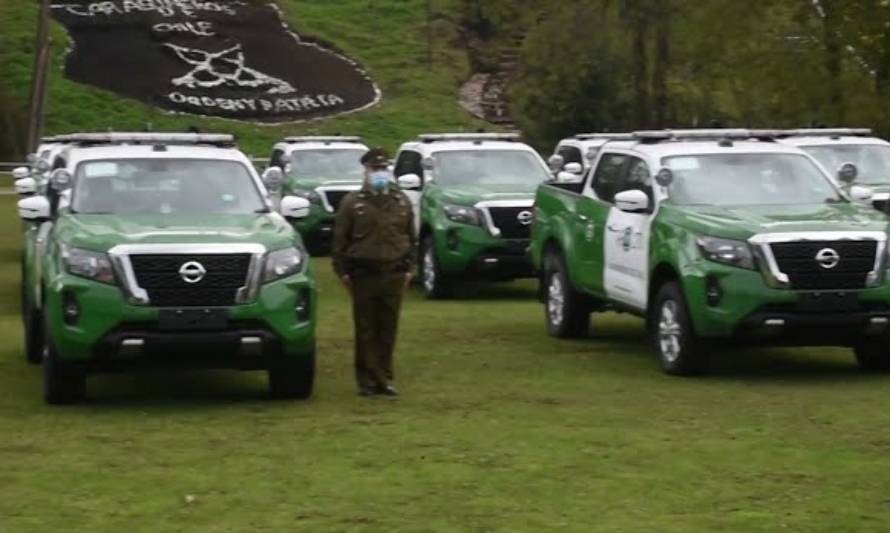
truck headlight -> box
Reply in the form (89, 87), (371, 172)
(264, 247), (306, 282)
(292, 189), (322, 205)
(696, 236), (755, 270)
(62, 246), (116, 284)
(443, 204), (482, 226)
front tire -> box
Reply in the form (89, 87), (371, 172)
(22, 291), (44, 365)
(268, 349), (315, 400)
(543, 250), (590, 338)
(419, 236), (451, 299)
(43, 323), (86, 405)
(650, 282), (706, 375)
(854, 341), (890, 373)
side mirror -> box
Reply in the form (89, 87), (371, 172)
(280, 196), (311, 219)
(850, 185), (874, 202)
(547, 154), (565, 172)
(18, 195), (50, 221)
(564, 162), (583, 175)
(262, 166), (285, 194)
(15, 177), (37, 196)
(614, 189), (650, 213)
(585, 148), (600, 162)
(50, 168), (72, 191)
(12, 167), (30, 179)
(26, 153), (37, 164)
(397, 173), (422, 190)
(837, 162), (858, 184)
(654, 168), (674, 187)
(555, 171), (582, 184)
(35, 159), (50, 173)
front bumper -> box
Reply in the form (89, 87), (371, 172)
(683, 259), (890, 344)
(45, 271), (317, 364)
(434, 223), (535, 279)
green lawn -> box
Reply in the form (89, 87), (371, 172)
(1, 193), (890, 531)
(0, 0), (488, 156)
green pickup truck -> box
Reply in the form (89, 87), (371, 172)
(18, 133), (318, 404)
(393, 133), (552, 298)
(268, 136), (368, 253)
(532, 129), (890, 375)
(780, 128), (890, 212)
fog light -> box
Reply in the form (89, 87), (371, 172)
(62, 291), (80, 325)
(296, 289), (311, 322)
(705, 276), (723, 307)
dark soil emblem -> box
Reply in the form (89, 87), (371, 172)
(51, 1), (380, 122)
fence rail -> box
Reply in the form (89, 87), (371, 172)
(0, 162), (26, 178)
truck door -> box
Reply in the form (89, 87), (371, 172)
(575, 153), (629, 297)
(394, 149), (424, 234)
(603, 157), (654, 310)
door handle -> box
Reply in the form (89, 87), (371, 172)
(577, 214), (590, 222)
(607, 224), (624, 232)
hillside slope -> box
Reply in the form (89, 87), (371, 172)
(0, 0), (487, 157)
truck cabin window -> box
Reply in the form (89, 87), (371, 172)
(288, 149), (366, 180)
(72, 159), (267, 215)
(663, 154), (844, 206)
(432, 150), (550, 191)
(803, 144), (890, 186)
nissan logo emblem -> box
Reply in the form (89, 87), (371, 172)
(815, 248), (841, 270)
(517, 210), (534, 226)
(178, 261), (207, 284)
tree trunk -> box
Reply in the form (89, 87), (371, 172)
(632, 17), (650, 128)
(652, 2), (671, 128)
(822, 1), (844, 123)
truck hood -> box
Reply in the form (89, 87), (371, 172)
(55, 213), (300, 252)
(287, 176), (363, 191)
(439, 185), (537, 206)
(665, 202), (890, 240)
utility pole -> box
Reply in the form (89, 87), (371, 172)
(27, 0), (52, 154)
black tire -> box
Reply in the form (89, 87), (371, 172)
(419, 235), (451, 299)
(43, 324), (86, 405)
(543, 250), (590, 338)
(268, 349), (315, 400)
(21, 267), (43, 365)
(650, 282), (706, 376)
(854, 341), (890, 373)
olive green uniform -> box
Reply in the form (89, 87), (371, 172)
(333, 184), (416, 389)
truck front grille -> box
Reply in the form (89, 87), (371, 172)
(130, 254), (252, 307)
(770, 241), (877, 290)
(488, 206), (533, 239)
(323, 190), (350, 212)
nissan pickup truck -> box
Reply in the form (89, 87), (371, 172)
(531, 129), (890, 375)
(780, 128), (890, 212)
(393, 133), (551, 298)
(17, 133), (317, 404)
(547, 133), (635, 179)
(268, 136), (369, 253)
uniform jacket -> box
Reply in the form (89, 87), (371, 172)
(332, 183), (417, 276)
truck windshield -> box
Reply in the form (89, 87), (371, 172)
(72, 159), (267, 215)
(288, 149), (365, 180)
(433, 150), (550, 190)
(663, 153), (844, 206)
(802, 144), (890, 186)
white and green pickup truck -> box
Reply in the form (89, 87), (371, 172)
(531, 129), (890, 375)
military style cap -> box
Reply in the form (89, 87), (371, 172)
(361, 147), (390, 168)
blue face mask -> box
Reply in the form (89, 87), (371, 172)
(369, 171), (391, 191)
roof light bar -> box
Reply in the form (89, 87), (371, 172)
(633, 129), (785, 141)
(574, 133), (635, 141)
(283, 136), (363, 144)
(786, 128), (873, 137)
(51, 132), (236, 146)
(418, 133), (521, 143)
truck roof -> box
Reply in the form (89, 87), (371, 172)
(604, 139), (810, 160)
(276, 141), (369, 153)
(781, 135), (890, 148)
(65, 144), (253, 167)
(399, 139), (538, 155)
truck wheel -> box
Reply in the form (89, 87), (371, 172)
(543, 251), (589, 338)
(419, 236), (451, 299)
(650, 282), (706, 376)
(268, 349), (315, 400)
(22, 282), (44, 365)
(43, 326), (86, 405)
(854, 341), (890, 373)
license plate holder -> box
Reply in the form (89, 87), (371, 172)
(158, 308), (229, 331)
(797, 292), (860, 312)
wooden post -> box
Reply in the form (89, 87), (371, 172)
(27, 0), (52, 154)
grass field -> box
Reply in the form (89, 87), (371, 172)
(0, 0), (488, 155)
(2, 193), (890, 531)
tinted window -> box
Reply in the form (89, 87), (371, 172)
(804, 144), (890, 185)
(557, 145), (583, 165)
(621, 157), (653, 205)
(287, 149), (365, 180)
(395, 150), (423, 177)
(591, 153), (628, 202)
(432, 150), (550, 191)
(72, 159), (266, 215)
(663, 153), (844, 206)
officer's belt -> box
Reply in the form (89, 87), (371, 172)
(347, 258), (407, 275)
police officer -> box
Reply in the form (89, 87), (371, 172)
(333, 147), (416, 397)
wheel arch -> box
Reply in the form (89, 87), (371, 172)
(649, 262), (681, 309)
